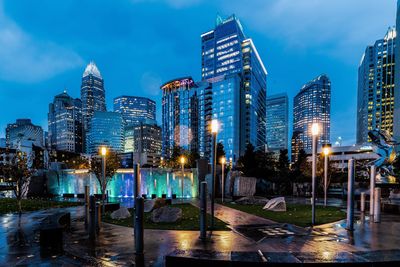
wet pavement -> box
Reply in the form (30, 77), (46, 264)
(1, 200), (400, 266)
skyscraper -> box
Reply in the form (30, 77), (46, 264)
(48, 91), (83, 153)
(393, 1), (400, 140)
(161, 77), (202, 158)
(357, 27), (396, 144)
(6, 119), (44, 152)
(86, 111), (124, 154)
(266, 93), (289, 152)
(292, 74), (331, 161)
(81, 61), (106, 151)
(113, 96), (156, 126)
(201, 14), (267, 154)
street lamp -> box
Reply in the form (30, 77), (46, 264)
(322, 144), (331, 207)
(220, 157), (226, 203)
(311, 123), (319, 225)
(180, 156), (185, 200)
(210, 119), (218, 231)
(100, 146), (107, 212)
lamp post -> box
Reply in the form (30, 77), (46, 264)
(220, 157), (226, 203)
(180, 156), (185, 200)
(100, 146), (107, 213)
(210, 119), (218, 231)
(311, 123), (319, 225)
(322, 144), (331, 207)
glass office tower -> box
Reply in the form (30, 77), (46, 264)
(113, 96), (156, 126)
(81, 61), (106, 152)
(161, 77), (202, 158)
(394, 1), (400, 140)
(266, 93), (288, 152)
(48, 91), (83, 153)
(86, 111), (124, 154)
(292, 74), (331, 160)
(358, 27), (396, 144)
(201, 14), (267, 156)
(6, 119), (44, 149)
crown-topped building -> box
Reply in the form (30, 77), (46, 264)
(81, 61), (106, 152)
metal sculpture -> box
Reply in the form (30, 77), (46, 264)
(368, 129), (399, 184)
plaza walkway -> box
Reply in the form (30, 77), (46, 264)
(2, 202), (400, 266)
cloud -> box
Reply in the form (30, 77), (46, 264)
(131, 0), (202, 9)
(217, 0), (395, 63)
(140, 71), (162, 96)
(0, 1), (83, 83)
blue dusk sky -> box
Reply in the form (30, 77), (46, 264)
(0, 0), (396, 145)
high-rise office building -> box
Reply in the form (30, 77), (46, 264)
(357, 27), (396, 144)
(81, 61), (106, 152)
(292, 74), (331, 161)
(394, 1), (400, 140)
(86, 111), (124, 154)
(113, 96), (156, 126)
(6, 119), (44, 151)
(266, 93), (289, 152)
(201, 14), (267, 155)
(124, 122), (161, 154)
(161, 77), (203, 158)
(48, 91), (83, 153)
(207, 74), (242, 162)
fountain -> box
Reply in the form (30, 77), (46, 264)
(47, 168), (198, 199)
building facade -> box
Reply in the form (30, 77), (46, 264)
(266, 93), (289, 152)
(81, 61), (106, 151)
(113, 96), (156, 126)
(357, 27), (396, 144)
(86, 111), (124, 154)
(48, 91), (83, 153)
(161, 77), (202, 158)
(200, 14), (267, 157)
(6, 119), (44, 150)
(292, 74), (331, 161)
(394, 1), (400, 141)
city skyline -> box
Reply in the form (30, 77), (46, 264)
(0, 0), (396, 146)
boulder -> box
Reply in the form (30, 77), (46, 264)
(150, 206), (182, 223)
(263, 197), (286, 212)
(144, 199), (156, 213)
(110, 207), (131, 219)
(235, 196), (269, 205)
(144, 198), (168, 213)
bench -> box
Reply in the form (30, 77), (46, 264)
(39, 212), (71, 256)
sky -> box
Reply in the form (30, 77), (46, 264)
(0, 0), (396, 146)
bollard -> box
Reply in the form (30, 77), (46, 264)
(370, 165), (376, 216)
(134, 163), (140, 199)
(200, 181), (207, 241)
(360, 192), (366, 213)
(89, 195), (96, 240)
(97, 203), (101, 233)
(84, 186), (90, 228)
(346, 159), (355, 231)
(374, 188), (381, 223)
(134, 197), (144, 257)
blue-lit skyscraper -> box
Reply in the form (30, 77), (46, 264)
(292, 74), (331, 161)
(113, 96), (156, 126)
(266, 93), (288, 152)
(6, 119), (44, 154)
(394, 1), (400, 140)
(86, 111), (124, 154)
(48, 91), (83, 153)
(358, 27), (396, 144)
(81, 61), (106, 152)
(208, 74), (241, 162)
(201, 14), (267, 154)
(161, 77), (202, 158)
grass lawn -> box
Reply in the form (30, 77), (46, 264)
(220, 202), (346, 227)
(0, 198), (83, 214)
(103, 203), (229, 231)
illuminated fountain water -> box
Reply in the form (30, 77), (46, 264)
(48, 168), (198, 198)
